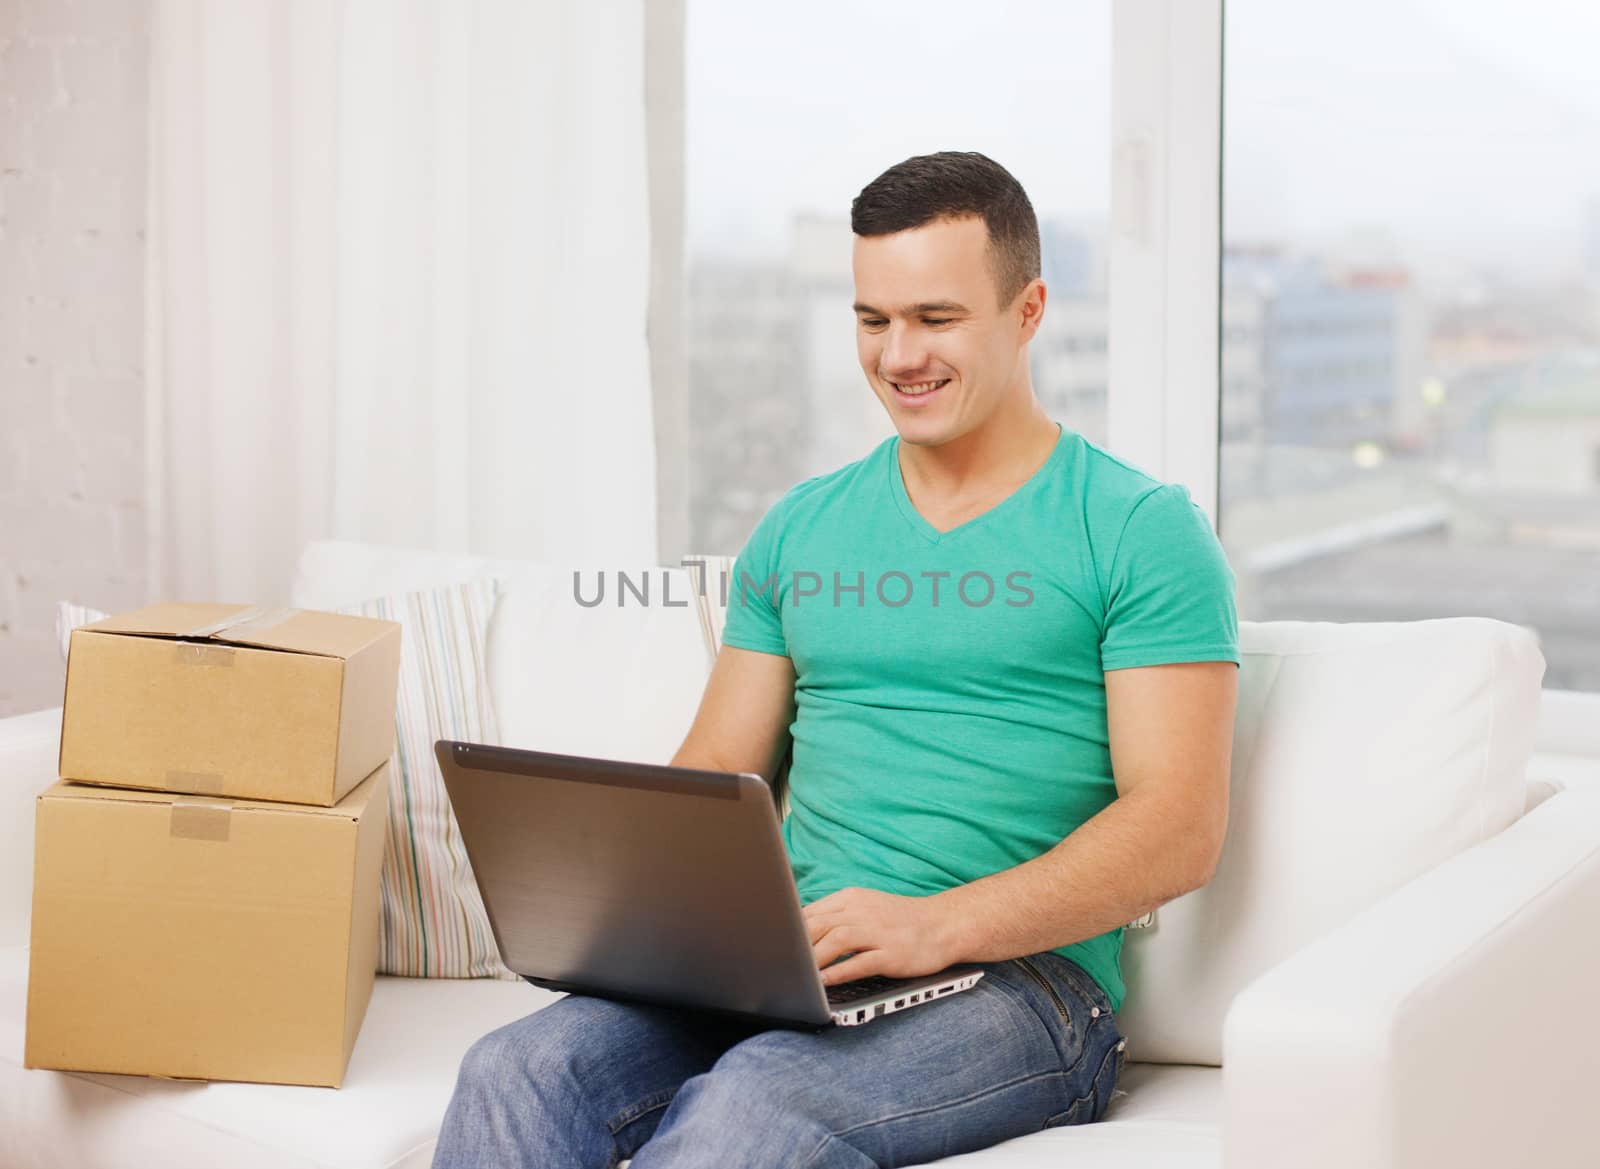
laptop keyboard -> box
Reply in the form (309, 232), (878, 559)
(825, 974), (908, 1005)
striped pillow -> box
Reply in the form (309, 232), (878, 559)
(684, 553), (737, 666)
(54, 582), (515, 980)
(345, 578), (515, 980)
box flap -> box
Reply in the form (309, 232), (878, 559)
(84, 602), (257, 638)
(210, 608), (398, 660)
(80, 603), (399, 661)
(38, 768), (387, 821)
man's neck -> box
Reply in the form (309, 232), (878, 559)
(897, 400), (1061, 504)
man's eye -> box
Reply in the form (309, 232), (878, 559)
(861, 319), (887, 328)
(924, 318), (951, 326)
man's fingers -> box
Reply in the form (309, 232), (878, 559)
(805, 915), (854, 946)
(819, 950), (881, 987)
(801, 894), (847, 922)
(805, 887), (865, 915)
(801, 902), (841, 925)
(812, 924), (866, 971)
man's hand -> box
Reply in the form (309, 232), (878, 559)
(802, 887), (962, 986)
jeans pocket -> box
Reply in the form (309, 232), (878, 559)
(1011, 955), (1075, 1029)
(1102, 1039), (1127, 1119)
(1043, 1034), (1126, 1129)
(1038, 952), (1115, 1021)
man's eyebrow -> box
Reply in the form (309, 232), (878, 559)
(852, 301), (971, 316)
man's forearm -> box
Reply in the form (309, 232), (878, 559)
(933, 786), (1222, 963)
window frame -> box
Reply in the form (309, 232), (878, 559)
(659, 0), (1595, 706)
(653, 0), (1224, 534)
(1106, 0), (1223, 526)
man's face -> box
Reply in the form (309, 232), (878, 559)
(852, 214), (1043, 449)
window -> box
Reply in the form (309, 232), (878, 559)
(1220, 1), (1600, 691)
(685, 1), (1113, 554)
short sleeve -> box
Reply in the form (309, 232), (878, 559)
(1100, 484), (1240, 671)
(719, 499), (789, 658)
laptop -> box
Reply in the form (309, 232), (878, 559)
(434, 740), (985, 1028)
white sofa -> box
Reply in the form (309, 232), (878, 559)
(4, 538), (1600, 1169)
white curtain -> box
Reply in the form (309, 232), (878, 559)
(146, 0), (658, 605)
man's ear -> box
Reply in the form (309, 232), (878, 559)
(1017, 278), (1047, 342)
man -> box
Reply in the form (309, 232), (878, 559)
(433, 151), (1239, 1167)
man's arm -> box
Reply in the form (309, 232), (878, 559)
(936, 659), (1237, 959)
(806, 660), (1237, 983)
(670, 645), (796, 782)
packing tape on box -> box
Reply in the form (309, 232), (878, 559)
(219, 606), (304, 640)
(176, 605), (302, 641)
(172, 643), (236, 667)
(171, 606), (303, 665)
(178, 605), (271, 639)
(169, 797), (232, 842)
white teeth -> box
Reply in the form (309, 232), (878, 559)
(896, 380), (947, 396)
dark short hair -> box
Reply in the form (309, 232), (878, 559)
(850, 151), (1041, 308)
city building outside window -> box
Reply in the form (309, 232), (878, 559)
(1220, 0), (1600, 691)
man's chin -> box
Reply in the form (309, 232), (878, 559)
(876, 388), (977, 448)
(887, 419), (956, 448)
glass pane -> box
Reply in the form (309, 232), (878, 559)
(1221, 1), (1600, 691)
(686, 1), (1112, 555)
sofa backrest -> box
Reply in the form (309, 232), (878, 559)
(1119, 617), (1543, 1065)
(291, 541), (1546, 1067)
(289, 541), (711, 764)
(482, 563), (710, 763)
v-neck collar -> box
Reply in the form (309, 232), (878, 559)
(888, 423), (1066, 545)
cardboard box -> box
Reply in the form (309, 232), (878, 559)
(60, 602), (401, 806)
(25, 762), (389, 1087)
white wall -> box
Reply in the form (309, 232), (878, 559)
(0, 0), (149, 717)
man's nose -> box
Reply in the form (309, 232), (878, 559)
(880, 322), (926, 378)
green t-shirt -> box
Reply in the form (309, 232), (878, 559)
(720, 422), (1239, 1012)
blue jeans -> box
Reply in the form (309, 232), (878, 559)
(431, 951), (1127, 1168)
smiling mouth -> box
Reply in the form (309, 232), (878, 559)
(890, 379), (950, 397)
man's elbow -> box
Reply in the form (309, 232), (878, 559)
(1184, 821), (1228, 892)
(1186, 854), (1220, 893)
(1170, 795), (1227, 894)
(1137, 787), (1228, 900)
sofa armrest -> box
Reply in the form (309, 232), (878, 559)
(0, 706), (61, 948)
(1222, 785), (1600, 1169)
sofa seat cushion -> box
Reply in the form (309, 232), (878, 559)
(921, 1064), (1220, 1167)
(5, 942), (1221, 1167)
(0, 945), (560, 1169)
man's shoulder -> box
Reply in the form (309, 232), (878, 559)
(1059, 429), (1175, 520)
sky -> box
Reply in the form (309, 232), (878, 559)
(687, 0), (1600, 281)
(685, 0), (1112, 259)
